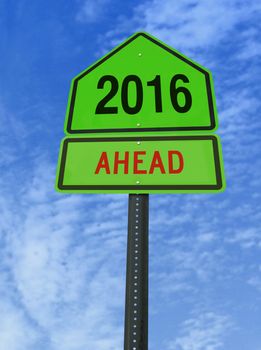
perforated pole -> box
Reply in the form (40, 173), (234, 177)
(124, 194), (149, 350)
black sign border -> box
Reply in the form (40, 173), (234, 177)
(57, 135), (223, 191)
(66, 32), (216, 134)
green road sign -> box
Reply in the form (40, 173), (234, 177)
(56, 135), (225, 194)
(65, 32), (218, 134)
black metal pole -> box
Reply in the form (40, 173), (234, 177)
(124, 194), (149, 350)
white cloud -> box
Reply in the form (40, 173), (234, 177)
(236, 27), (261, 60)
(103, 0), (260, 56)
(76, 0), (112, 23)
(0, 301), (39, 350)
(168, 311), (233, 350)
(197, 233), (216, 243)
(226, 228), (261, 249)
(0, 160), (127, 350)
(248, 274), (261, 293)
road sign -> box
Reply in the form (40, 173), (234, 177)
(56, 32), (226, 350)
(56, 135), (225, 193)
(65, 32), (218, 134)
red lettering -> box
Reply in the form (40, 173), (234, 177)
(114, 152), (129, 174)
(149, 151), (166, 174)
(95, 152), (110, 174)
(134, 151), (147, 174)
(168, 150), (184, 174)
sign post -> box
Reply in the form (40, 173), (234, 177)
(125, 194), (148, 350)
(56, 32), (226, 349)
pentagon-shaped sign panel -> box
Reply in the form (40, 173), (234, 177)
(65, 32), (218, 134)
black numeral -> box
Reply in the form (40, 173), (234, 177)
(95, 75), (118, 114)
(121, 75), (143, 114)
(170, 74), (192, 113)
(147, 75), (162, 113)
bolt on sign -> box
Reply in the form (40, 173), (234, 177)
(56, 32), (225, 193)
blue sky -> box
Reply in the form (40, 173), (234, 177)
(0, 0), (261, 349)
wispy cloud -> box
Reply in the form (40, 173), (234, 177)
(167, 311), (233, 350)
(0, 301), (39, 350)
(1, 160), (127, 350)
(226, 228), (261, 249)
(76, 0), (112, 23)
(248, 272), (261, 293)
(103, 0), (260, 56)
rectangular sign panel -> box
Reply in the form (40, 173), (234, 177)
(56, 136), (225, 194)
